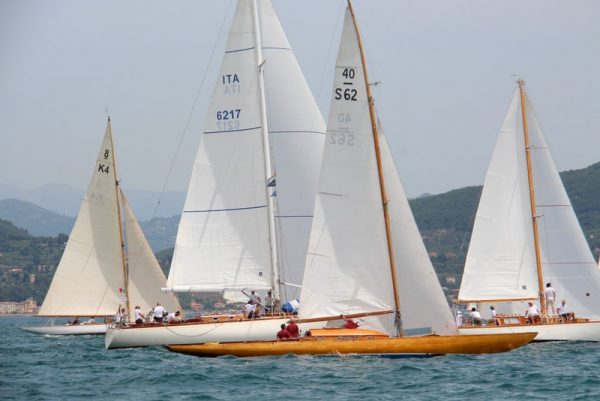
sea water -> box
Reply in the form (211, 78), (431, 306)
(2, 315), (600, 401)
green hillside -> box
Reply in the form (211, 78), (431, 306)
(0, 199), (74, 237)
(1, 161), (598, 304)
(411, 161), (600, 295)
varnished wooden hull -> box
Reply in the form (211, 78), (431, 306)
(166, 332), (536, 358)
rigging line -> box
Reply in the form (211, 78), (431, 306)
(150, 0), (235, 221)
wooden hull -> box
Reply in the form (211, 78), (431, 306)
(459, 320), (600, 341)
(21, 323), (107, 335)
(105, 316), (324, 349)
(165, 332), (536, 358)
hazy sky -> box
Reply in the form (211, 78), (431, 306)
(2, 0), (599, 205)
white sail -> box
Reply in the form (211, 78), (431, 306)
(300, 8), (400, 335)
(259, 0), (326, 301)
(39, 121), (125, 316)
(167, 0), (272, 294)
(166, 0), (325, 301)
(379, 129), (456, 335)
(121, 191), (181, 317)
(459, 90), (539, 302)
(525, 96), (600, 319)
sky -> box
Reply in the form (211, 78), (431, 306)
(1, 0), (599, 206)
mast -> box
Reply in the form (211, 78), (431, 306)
(518, 79), (546, 314)
(107, 116), (131, 319)
(347, 0), (402, 336)
(252, 0), (280, 304)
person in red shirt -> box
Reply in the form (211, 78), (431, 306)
(277, 323), (290, 340)
(344, 319), (358, 329)
(286, 318), (300, 338)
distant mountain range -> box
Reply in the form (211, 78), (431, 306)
(0, 183), (186, 220)
(1, 161), (599, 266)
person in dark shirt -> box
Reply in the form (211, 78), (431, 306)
(277, 323), (290, 340)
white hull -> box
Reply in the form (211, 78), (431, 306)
(21, 323), (107, 335)
(459, 321), (600, 341)
(105, 318), (325, 349)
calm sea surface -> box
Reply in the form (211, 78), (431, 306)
(2, 315), (600, 401)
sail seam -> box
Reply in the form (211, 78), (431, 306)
(225, 46), (255, 54)
(184, 205), (267, 213)
(269, 130), (326, 135)
(275, 215), (313, 218)
(262, 46), (292, 51)
(204, 126), (261, 135)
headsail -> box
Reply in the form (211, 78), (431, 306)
(121, 190), (181, 317)
(39, 120), (124, 316)
(259, 0), (325, 301)
(525, 94), (600, 318)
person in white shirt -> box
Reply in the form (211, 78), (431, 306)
(543, 282), (557, 315)
(167, 311), (181, 323)
(488, 305), (500, 326)
(557, 299), (573, 322)
(525, 302), (540, 324)
(134, 305), (145, 324)
(153, 303), (166, 323)
(114, 307), (127, 327)
(470, 307), (482, 325)
(244, 301), (257, 319)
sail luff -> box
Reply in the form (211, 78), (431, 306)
(519, 80), (546, 313)
(108, 118), (130, 318)
(346, 0), (402, 336)
(252, 0), (280, 303)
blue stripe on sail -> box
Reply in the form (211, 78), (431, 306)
(184, 205), (267, 213)
(225, 47), (255, 54)
(204, 126), (261, 135)
(269, 130), (326, 136)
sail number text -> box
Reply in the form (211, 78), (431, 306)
(329, 132), (355, 146)
(216, 108), (241, 131)
(334, 68), (358, 101)
(98, 149), (110, 174)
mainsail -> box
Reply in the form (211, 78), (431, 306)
(165, 0), (325, 302)
(459, 85), (600, 319)
(39, 121), (125, 316)
(299, 6), (455, 336)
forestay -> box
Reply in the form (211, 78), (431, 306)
(39, 122), (124, 316)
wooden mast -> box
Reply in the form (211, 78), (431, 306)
(251, 0), (281, 304)
(518, 79), (546, 315)
(347, 0), (403, 336)
(107, 116), (131, 320)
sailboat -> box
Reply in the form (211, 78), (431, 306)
(105, 0), (327, 349)
(22, 118), (180, 335)
(165, 1), (535, 358)
(457, 80), (600, 341)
